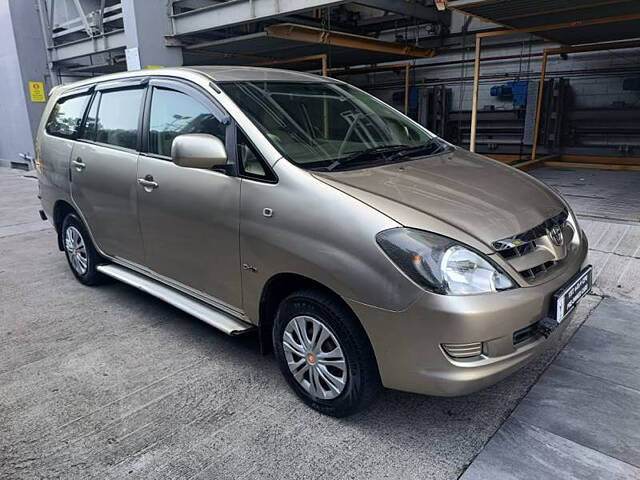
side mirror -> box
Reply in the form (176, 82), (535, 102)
(171, 133), (227, 169)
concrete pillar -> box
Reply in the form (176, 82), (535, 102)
(121, 0), (183, 70)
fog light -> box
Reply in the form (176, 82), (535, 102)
(442, 342), (483, 359)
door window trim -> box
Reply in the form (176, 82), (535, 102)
(59, 84), (95, 98)
(76, 85), (147, 154)
(234, 125), (278, 184)
(45, 91), (93, 140)
(67, 75), (277, 181)
(94, 77), (149, 92)
(140, 78), (236, 174)
(77, 90), (100, 142)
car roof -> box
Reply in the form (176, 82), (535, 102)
(185, 66), (333, 83)
(54, 65), (333, 95)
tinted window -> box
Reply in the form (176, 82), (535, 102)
(149, 88), (226, 157)
(46, 94), (90, 138)
(95, 89), (144, 149)
(237, 130), (275, 181)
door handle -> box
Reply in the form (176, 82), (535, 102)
(72, 158), (86, 171)
(137, 175), (159, 190)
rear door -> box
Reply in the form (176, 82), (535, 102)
(136, 78), (243, 311)
(70, 80), (146, 264)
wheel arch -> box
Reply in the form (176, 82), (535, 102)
(258, 272), (367, 355)
(53, 200), (78, 251)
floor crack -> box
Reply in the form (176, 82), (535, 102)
(589, 247), (640, 261)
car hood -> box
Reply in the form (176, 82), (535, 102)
(313, 148), (565, 247)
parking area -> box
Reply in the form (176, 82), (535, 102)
(1, 165), (638, 479)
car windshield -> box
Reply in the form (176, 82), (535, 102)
(219, 81), (442, 171)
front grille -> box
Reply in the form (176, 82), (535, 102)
(520, 260), (557, 281)
(498, 240), (537, 260)
(493, 210), (570, 282)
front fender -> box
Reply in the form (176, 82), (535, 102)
(239, 160), (423, 323)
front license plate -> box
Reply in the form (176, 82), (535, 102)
(551, 266), (593, 323)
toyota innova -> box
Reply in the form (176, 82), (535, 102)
(36, 67), (591, 417)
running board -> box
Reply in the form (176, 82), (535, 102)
(96, 264), (255, 336)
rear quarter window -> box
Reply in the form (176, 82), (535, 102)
(45, 94), (90, 138)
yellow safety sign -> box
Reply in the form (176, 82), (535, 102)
(29, 81), (46, 102)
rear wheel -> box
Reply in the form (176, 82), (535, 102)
(273, 289), (380, 417)
(61, 213), (106, 286)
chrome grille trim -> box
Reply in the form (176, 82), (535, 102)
(492, 210), (568, 253)
(493, 210), (569, 282)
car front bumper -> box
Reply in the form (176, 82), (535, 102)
(347, 230), (589, 397)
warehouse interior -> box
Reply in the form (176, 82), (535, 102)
(1, 1), (640, 479)
(9, 0), (637, 172)
(1, 0), (634, 221)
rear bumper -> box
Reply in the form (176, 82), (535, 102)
(348, 230), (589, 396)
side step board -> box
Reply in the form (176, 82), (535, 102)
(97, 264), (255, 336)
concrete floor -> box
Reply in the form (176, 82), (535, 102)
(533, 167), (640, 223)
(1, 166), (638, 479)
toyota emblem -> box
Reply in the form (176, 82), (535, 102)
(550, 225), (564, 246)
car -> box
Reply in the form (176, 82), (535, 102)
(35, 66), (590, 417)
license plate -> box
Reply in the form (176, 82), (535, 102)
(551, 266), (593, 323)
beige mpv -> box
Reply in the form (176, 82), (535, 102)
(36, 67), (590, 416)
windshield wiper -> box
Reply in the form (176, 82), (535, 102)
(324, 141), (450, 172)
(384, 141), (451, 163)
(325, 145), (408, 172)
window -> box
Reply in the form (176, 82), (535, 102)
(237, 130), (276, 181)
(95, 88), (144, 150)
(148, 87), (226, 157)
(46, 94), (90, 138)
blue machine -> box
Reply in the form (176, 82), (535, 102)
(490, 81), (529, 107)
(392, 87), (419, 110)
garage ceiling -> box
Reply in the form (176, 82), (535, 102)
(182, 23), (435, 69)
(448, 0), (640, 45)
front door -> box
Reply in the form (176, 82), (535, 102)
(71, 85), (146, 264)
(136, 79), (242, 311)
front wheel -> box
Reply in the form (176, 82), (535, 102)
(61, 213), (106, 286)
(273, 290), (380, 417)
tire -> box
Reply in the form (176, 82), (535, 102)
(61, 213), (106, 286)
(273, 289), (380, 417)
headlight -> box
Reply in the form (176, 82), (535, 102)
(376, 228), (516, 295)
